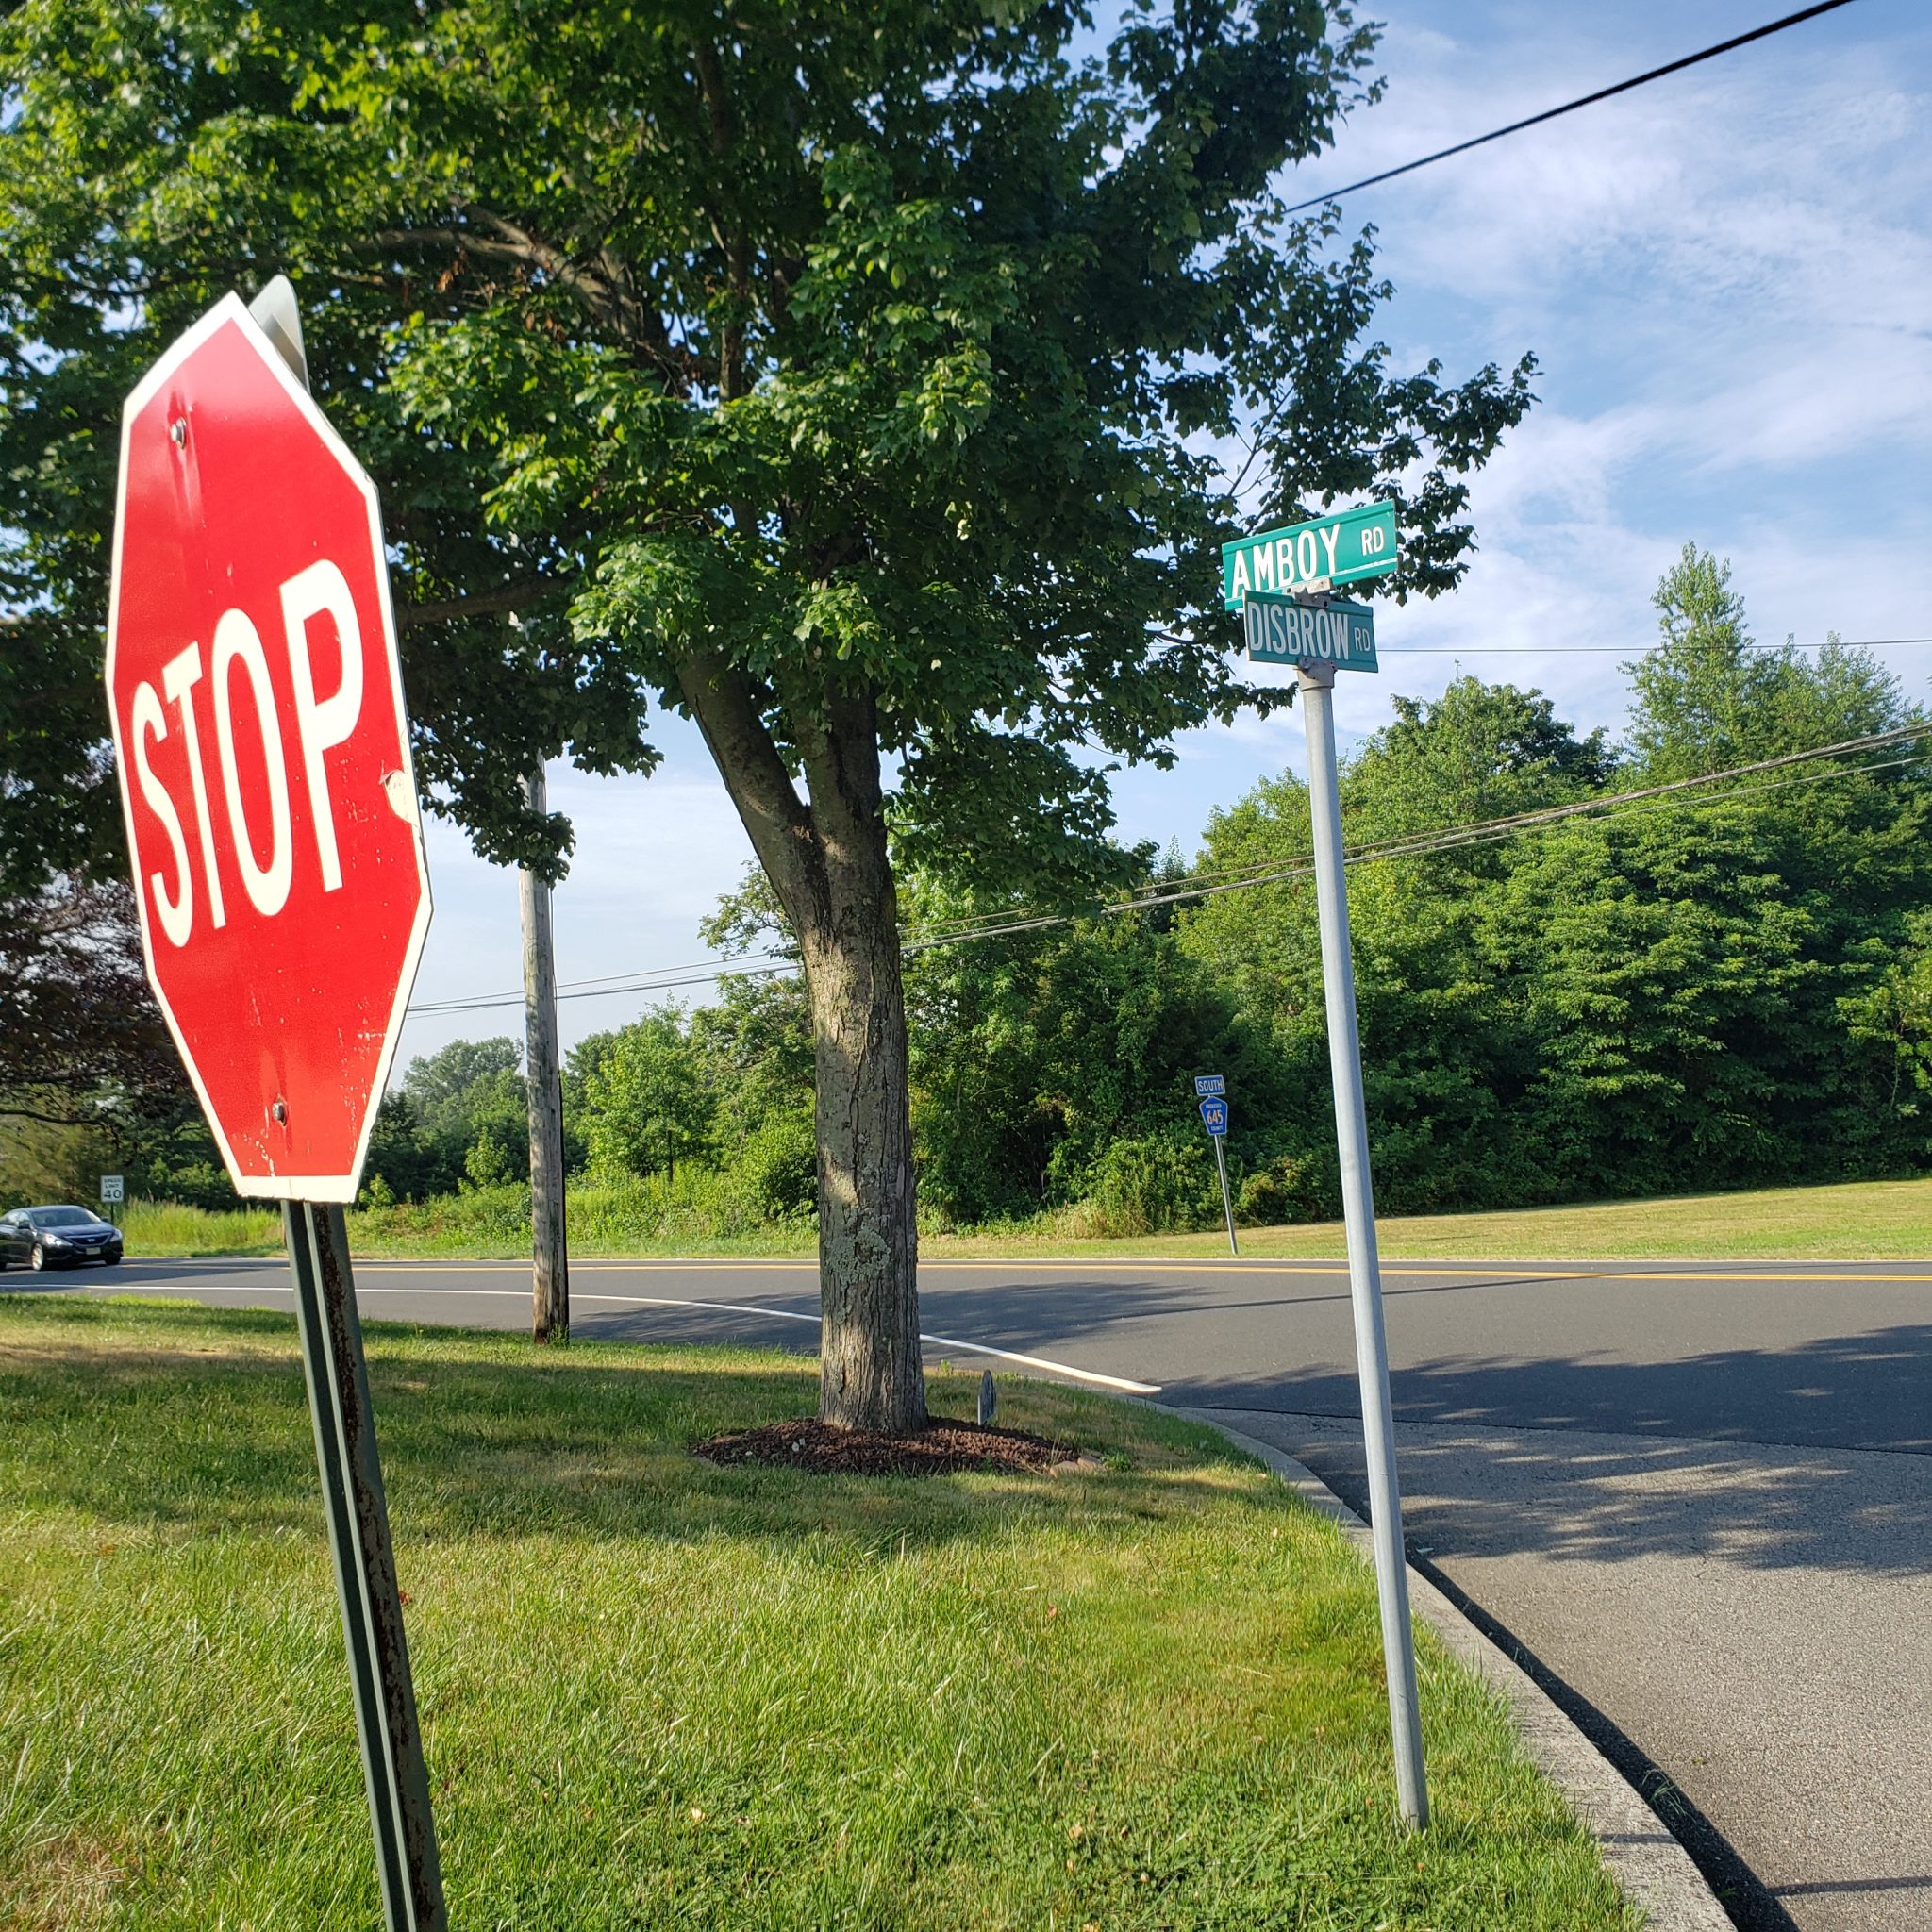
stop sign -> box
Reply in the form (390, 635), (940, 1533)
(107, 293), (431, 1202)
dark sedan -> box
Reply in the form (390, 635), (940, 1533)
(0, 1205), (125, 1271)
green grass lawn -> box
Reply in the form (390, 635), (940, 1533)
(949, 1172), (1932, 1264)
(120, 1171), (1932, 1264)
(0, 1296), (1633, 1930)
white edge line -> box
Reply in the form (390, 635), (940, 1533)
(104, 1280), (1163, 1395)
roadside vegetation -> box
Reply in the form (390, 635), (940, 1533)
(14, 551), (1928, 1266)
(114, 1172), (1932, 1264)
(0, 1296), (1633, 1929)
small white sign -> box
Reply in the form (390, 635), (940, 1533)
(100, 1174), (125, 1205)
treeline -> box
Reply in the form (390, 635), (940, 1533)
(354, 549), (1932, 1235)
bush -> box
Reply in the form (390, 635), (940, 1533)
(728, 1108), (819, 1224)
(463, 1127), (518, 1190)
(1071, 1133), (1220, 1237)
(1236, 1153), (1329, 1226)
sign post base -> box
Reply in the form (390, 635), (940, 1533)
(285, 1202), (447, 1930)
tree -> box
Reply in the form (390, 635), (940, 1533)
(400, 1037), (523, 1135)
(0, 0), (1534, 1427)
(577, 1007), (711, 1179)
(1348, 677), (1614, 843)
(1628, 544), (1905, 780)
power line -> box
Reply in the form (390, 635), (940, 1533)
(1285, 0), (1861, 216)
(908, 722), (1932, 943)
(409, 957), (794, 1016)
(1374, 636), (1932, 657)
(405, 722), (1928, 1017)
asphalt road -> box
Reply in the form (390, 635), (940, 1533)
(27, 1249), (1932, 1932)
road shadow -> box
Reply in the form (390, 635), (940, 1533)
(1226, 1324), (1932, 1456)
(1190, 1370), (1931, 1580)
(888, 1270), (1932, 1453)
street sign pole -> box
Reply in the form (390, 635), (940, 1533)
(1297, 653), (1429, 1832)
(1211, 1134), (1238, 1256)
(1196, 1091), (1239, 1256)
(286, 1202), (446, 1931)
(248, 279), (445, 1929)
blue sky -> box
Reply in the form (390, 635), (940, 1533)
(395, 0), (1932, 1066)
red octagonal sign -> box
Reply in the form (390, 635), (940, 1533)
(107, 294), (431, 1202)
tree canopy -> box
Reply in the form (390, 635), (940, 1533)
(0, 0), (1537, 1424)
(1, 0), (1532, 886)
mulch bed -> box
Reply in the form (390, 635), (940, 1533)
(692, 1415), (1089, 1477)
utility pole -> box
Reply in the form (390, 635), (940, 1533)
(520, 764), (569, 1342)
(1298, 650), (1427, 1830)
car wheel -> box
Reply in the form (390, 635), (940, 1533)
(28, 1244), (45, 1272)
(103, 1254), (122, 1266)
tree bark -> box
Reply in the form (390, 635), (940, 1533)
(795, 695), (924, 1433)
(675, 655), (926, 1432)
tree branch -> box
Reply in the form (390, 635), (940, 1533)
(360, 215), (702, 391)
(0, 1096), (102, 1128)
(397, 577), (572, 628)
(675, 649), (824, 930)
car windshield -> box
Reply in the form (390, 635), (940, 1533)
(29, 1207), (104, 1228)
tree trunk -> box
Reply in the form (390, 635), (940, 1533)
(675, 656), (926, 1433)
(797, 797), (924, 1433)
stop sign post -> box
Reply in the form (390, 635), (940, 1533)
(108, 284), (445, 1931)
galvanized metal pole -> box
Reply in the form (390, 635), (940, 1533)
(1297, 655), (1429, 1831)
(285, 1203), (447, 1928)
(1212, 1134), (1239, 1255)
(519, 764), (570, 1342)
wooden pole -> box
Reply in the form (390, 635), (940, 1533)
(520, 765), (569, 1342)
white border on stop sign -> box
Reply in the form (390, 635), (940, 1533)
(104, 291), (434, 1204)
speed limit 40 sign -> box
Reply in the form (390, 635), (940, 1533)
(106, 292), (431, 1201)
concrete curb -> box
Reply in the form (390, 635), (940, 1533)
(1168, 1406), (1734, 1932)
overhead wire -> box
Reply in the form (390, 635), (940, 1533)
(1284, 0), (1861, 215)
(1374, 636), (1932, 657)
(1390, 637), (1932, 656)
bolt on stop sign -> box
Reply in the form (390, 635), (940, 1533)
(107, 293), (431, 1201)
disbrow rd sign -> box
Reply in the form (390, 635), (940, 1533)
(106, 292), (431, 1202)
(1242, 592), (1378, 673)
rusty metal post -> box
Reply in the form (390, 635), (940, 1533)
(286, 1202), (446, 1930)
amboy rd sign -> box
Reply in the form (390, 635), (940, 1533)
(1221, 499), (1396, 607)
(107, 286), (445, 1932)
(107, 291), (430, 1200)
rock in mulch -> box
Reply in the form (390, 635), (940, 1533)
(692, 1415), (1089, 1477)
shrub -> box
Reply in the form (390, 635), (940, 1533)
(729, 1108), (819, 1223)
(1073, 1133), (1220, 1237)
(1236, 1154), (1328, 1226)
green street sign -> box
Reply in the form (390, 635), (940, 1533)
(1222, 501), (1398, 608)
(1243, 592), (1377, 673)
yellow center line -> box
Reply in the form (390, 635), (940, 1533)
(258, 1257), (1932, 1286)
